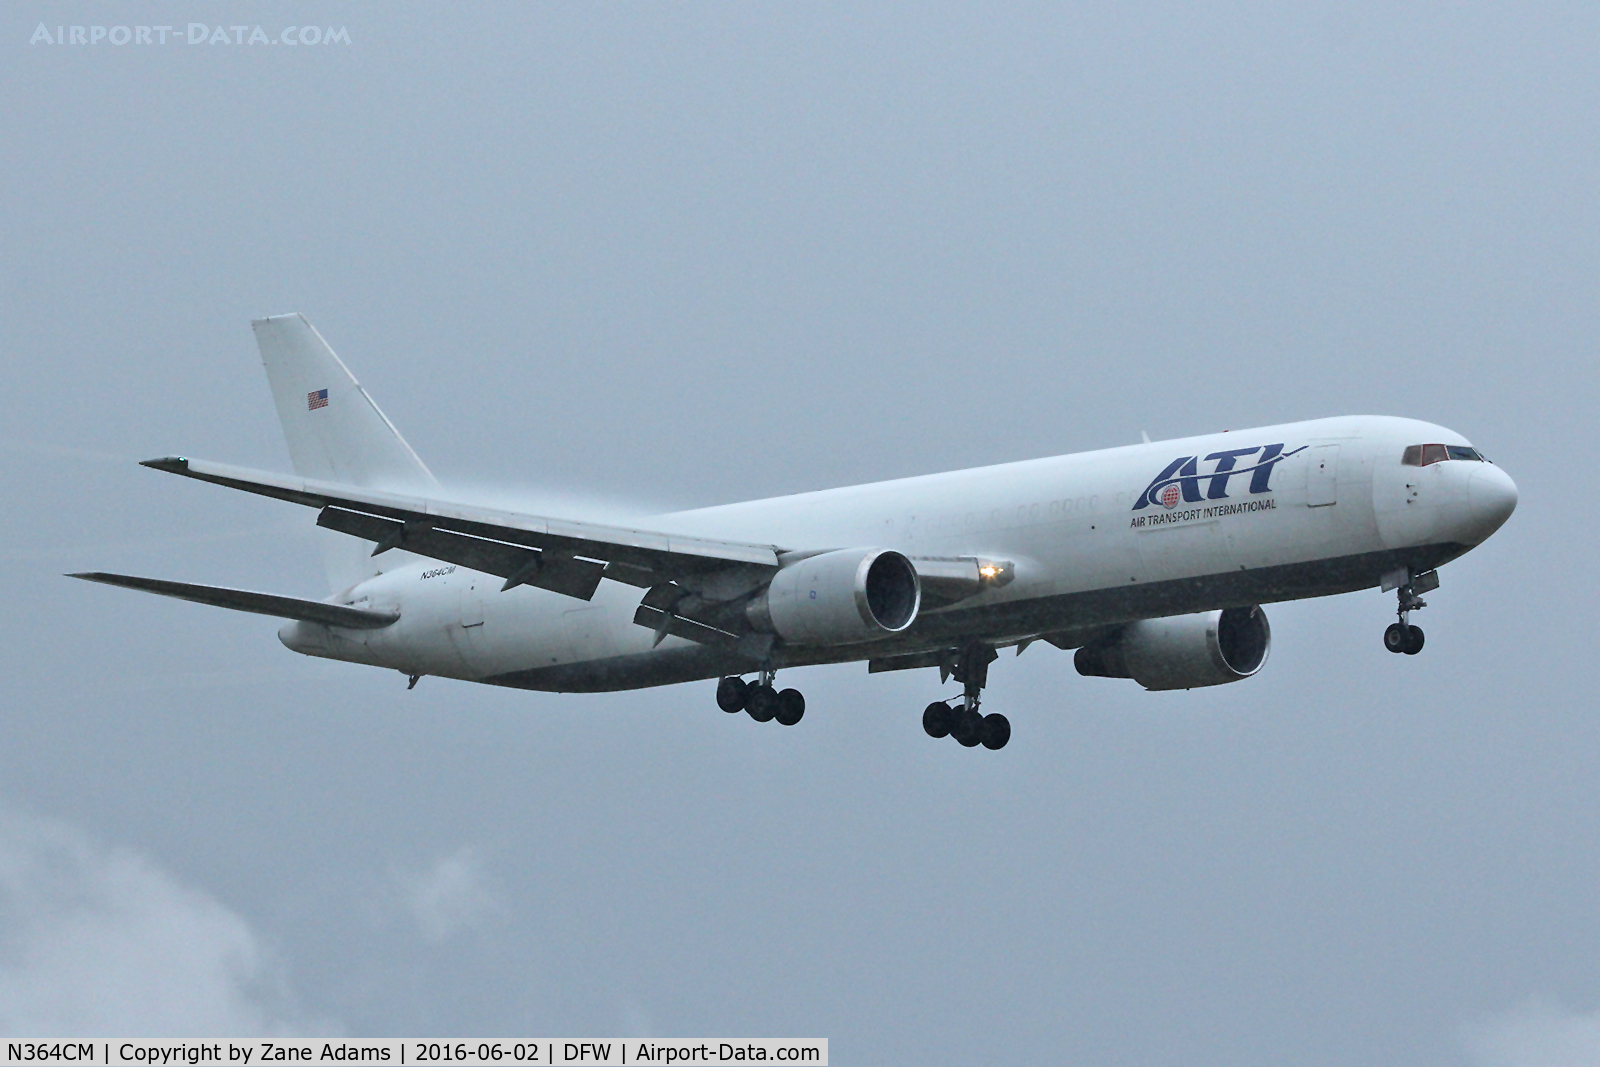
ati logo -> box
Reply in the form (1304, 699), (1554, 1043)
(1133, 443), (1307, 510)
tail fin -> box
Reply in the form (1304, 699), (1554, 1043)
(252, 314), (438, 591)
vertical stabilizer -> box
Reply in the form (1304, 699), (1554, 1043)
(252, 314), (438, 591)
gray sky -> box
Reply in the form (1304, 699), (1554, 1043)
(1, 2), (1596, 1062)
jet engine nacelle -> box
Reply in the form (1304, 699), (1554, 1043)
(1074, 606), (1271, 690)
(746, 548), (921, 646)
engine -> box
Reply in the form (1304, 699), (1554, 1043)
(746, 548), (921, 646)
(1074, 606), (1271, 690)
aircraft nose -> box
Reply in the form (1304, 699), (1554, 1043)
(1464, 464), (1518, 544)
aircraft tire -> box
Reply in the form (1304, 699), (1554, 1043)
(775, 688), (806, 726)
(951, 709), (982, 747)
(980, 713), (1011, 751)
(922, 702), (952, 738)
(1403, 625), (1425, 655)
(1384, 623), (1409, 653)
(746, 684), (778, 722)
(716, 676), (748, 713)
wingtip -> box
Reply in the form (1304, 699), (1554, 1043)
(140, 456), (189, 472)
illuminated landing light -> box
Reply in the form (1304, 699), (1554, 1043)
(976, 560), (1015, 588)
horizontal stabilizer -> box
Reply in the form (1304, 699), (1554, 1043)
(69, 572), (400, 629)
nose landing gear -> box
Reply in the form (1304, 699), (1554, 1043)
(1384, 621), (1425, 655)
(1383, 569), (1438, 656)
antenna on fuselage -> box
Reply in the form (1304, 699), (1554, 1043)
(1140, 430), (1151, 444)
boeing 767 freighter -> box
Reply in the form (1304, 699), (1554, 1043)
(74, 315), (1518, 750)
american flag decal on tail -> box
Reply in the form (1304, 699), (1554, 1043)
(307, 388), (329, 410)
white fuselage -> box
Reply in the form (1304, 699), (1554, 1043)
(279, 415), (1517, 691)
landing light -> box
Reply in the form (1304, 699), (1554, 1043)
(975, 560), (1015, 587)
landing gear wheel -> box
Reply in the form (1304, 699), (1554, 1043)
(1403, 625), (1425, 655)
(922, 702), (952, 738)
(951, 708), (983, 747)
(716, 676), (748, 713)
(774, 688), (806, 726)
(745, 684), (778, 722)
(1386, 575), (1434, 656)
(980, 713), (1011, 751)
(1384, 623), (1409, 654)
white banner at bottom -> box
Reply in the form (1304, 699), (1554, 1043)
(1, 1041), (827, 1067)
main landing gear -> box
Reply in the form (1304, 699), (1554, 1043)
(716, 671), (805, 726)
(1383, 569), (1438, 656)
(921, 642), (1010, 751)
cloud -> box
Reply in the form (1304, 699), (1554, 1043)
(1465, 998), (1600, 1067)
(399, 848), (503, 943)
(0, 807), (316, 1036)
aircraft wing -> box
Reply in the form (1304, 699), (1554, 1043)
(141, 456), (781, 600)
(69, 572), (400, 628)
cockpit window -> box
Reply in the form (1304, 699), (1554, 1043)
(1403, 443), (1487, 466)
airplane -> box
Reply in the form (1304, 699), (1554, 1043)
(73, 315), (1518, 751)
